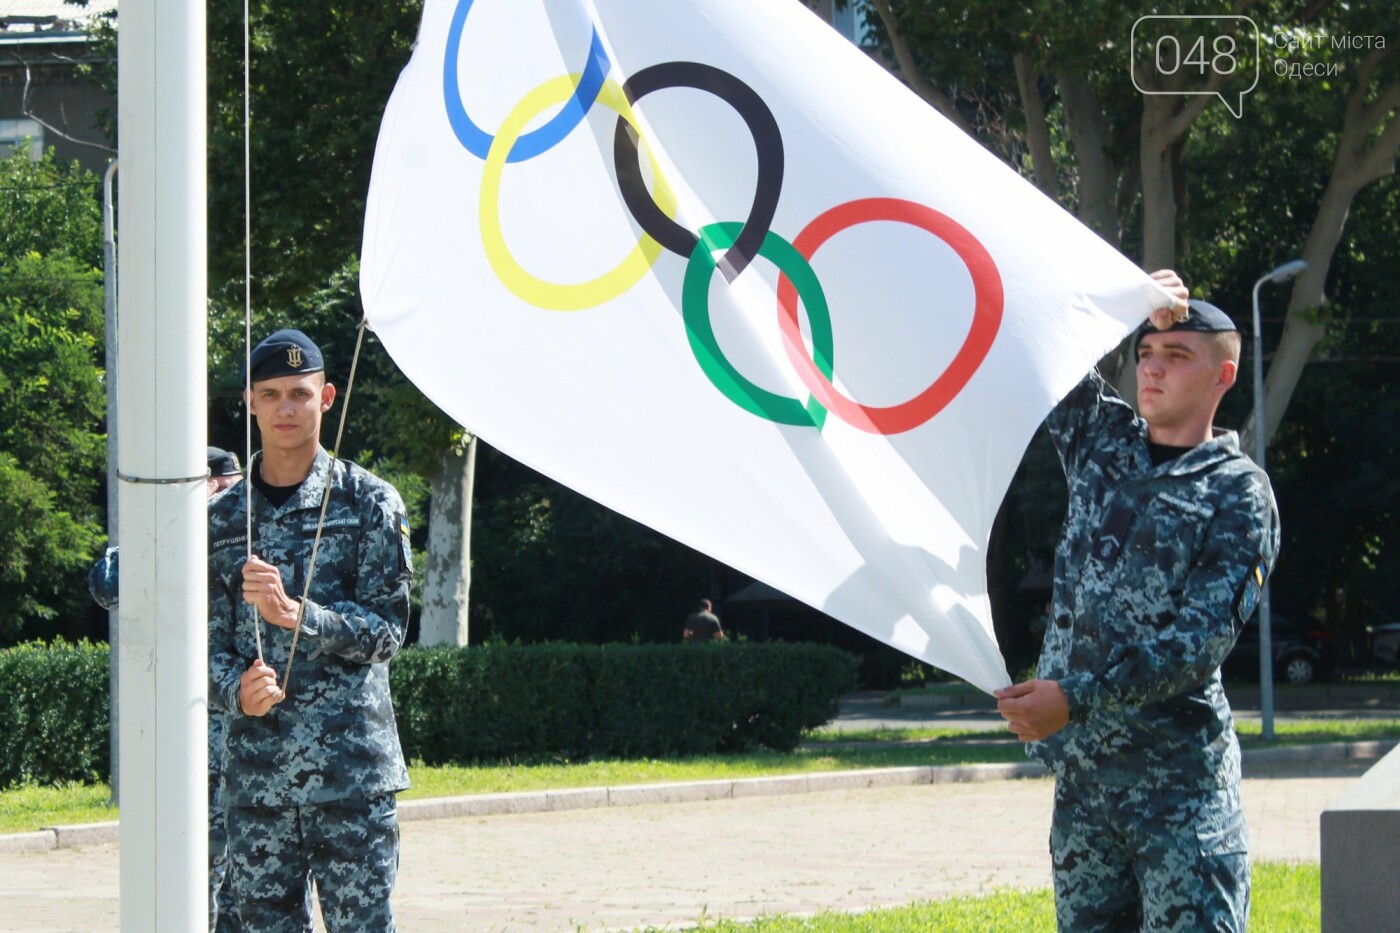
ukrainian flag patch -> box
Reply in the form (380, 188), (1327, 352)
(1236, 559), (1266, 623)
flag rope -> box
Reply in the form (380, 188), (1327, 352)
(238, 1), (369, 698)
(280, 318), (369, 695)
(242, 0), (262, 663)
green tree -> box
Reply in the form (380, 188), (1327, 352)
(0, 150), (106, 642)
(0, 149), (102, 267)
(859, 1), (1400, 650)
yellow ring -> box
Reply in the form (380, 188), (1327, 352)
(480, 75), (678, 311)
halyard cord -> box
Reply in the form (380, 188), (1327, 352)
(280, 318), (369, 695)
(236, 4), (370, 696)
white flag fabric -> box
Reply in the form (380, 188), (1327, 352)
(361, 0), (1172, 693)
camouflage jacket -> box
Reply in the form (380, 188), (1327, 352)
(1029, 371), (1279, 790)
(208, 448), (412, 807)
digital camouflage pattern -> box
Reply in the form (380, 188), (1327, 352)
(1029, 370), (1280, 790)
(208, 710), (241, 932)
(207, 446), (412, 807)
(86, 546), (120, 610)
(225, 793), (399, 933)
(1051, 779), (1249, 932)
(1029, 369), (1276, 933)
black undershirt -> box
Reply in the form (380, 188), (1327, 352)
(252, 468), (304, 508)
(1148, 441), (1194, 466)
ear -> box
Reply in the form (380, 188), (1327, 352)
(244, 387), (255, 413)
(1218, 359), (1238, 391)
(320, 381), (337, 413)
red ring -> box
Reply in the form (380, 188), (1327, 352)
(776, 198), (1003, 435)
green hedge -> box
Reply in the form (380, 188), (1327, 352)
(0, 639), (110, 790)
(0, 639), (856, 788)
(390, 642), (859, 764)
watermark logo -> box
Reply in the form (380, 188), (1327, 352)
(1131, 15), (1261, 118)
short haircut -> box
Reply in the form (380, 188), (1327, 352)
(697, 598), (712, 612)
(1210, 330), (1242, 365)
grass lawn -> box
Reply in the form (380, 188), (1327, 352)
(398, 741), (1030, 801)
(0, 782), (118, 836)
(0, 744), (1026, 835)
(1236, 718), (1400, 747)
(2, 720), (1394, 835)
(653, 861), (1318, 932)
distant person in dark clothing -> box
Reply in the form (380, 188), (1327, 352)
(683, 598), (724, 642)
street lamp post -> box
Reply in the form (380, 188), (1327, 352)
(1251, 258), (1306, 742)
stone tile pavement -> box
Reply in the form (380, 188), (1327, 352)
(0, 758), (1371, 932)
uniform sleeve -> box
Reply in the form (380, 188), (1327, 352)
(1045, 369), (1137, 482)
(87, 546), (120, 610)
(208, 538), (245, 715)
(295, 486), (412, 664)
(1059, 471), (1280, 716)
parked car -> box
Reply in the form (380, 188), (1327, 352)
(1367, 620), (1400, 665)
(1222, 614), (1334, 686)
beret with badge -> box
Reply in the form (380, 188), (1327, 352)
(207, 446), (242, 477)
(248, 328), (325, 382)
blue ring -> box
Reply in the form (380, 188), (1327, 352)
(442, 0), (611, 162)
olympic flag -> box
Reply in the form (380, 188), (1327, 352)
(361, 0), (1172, 693)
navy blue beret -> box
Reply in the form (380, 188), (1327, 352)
(206, 447), (242, 477)
(1140, 299), (1239, 336)
(248, 329), (324, 382)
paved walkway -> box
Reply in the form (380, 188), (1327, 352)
(0, 760), (1368, 932)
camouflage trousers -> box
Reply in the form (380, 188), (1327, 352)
(225, 794), (399, 933)
(1050, 777), (1249, 932)
(210, 713), (240, 933)
(210, 799), (240, 932)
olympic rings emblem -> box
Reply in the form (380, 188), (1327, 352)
(442, 0), (1003, 434)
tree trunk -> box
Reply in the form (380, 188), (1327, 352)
(1244, 48), (1400, 451)
(1254, 183), (1347, 444)
(1013, 52), (1057, 199)
(419, 436), (477, 647)
(1138, 95), (1178, 273)
(1058, 73), (1119, 247)
(867, 0), (976, 137)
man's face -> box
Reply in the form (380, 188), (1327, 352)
(246, 373), (334, 453)
(1135, 331), (1233, 430)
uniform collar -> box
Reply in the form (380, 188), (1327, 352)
(295, 447), (335, 511)
(1139, 424), (1243, 477)
(245, 447), (334, 515)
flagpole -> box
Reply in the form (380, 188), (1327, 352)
(116, 1), (208, 927)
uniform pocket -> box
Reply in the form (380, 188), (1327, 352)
(1196, 790), (1249, 857)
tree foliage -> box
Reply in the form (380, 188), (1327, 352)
(861, 0), (1400, 647)
(0, 152), (107, 644)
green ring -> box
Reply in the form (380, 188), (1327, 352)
(681, 222), (834, 429)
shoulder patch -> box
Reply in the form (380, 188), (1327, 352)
(1236, 558), (1267, 623)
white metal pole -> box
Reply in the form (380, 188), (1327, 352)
(102, 158), (119, 806)
(1251, 274), (1275, 742)
(1249, 259), (1305, 744)
(116, 1), (208, 928)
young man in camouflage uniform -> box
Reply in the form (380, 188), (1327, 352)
(207, 329), (412, 932)
(88, 445), (245, 933)
(996, 272), (1280, 932)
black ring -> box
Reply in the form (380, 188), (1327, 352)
(614, 61), (783, 282)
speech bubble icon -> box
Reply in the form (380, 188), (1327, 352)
(1130, 15), (1260, 119)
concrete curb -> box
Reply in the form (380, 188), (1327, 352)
(5, 738), (1393, 853)
(0, 829), (59, 854)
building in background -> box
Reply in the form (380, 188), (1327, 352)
(0, 0), (116, 173)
